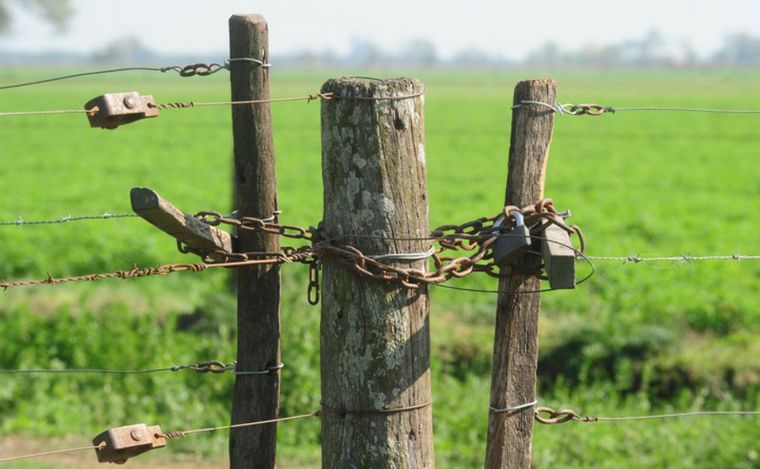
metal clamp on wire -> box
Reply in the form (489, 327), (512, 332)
(92, 423), (167, 464)
(84, 92), (160, 129)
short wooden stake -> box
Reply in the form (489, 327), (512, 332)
(485, 79), (557, 469)
(228, 14), (281, 469)
(319, 77), (434, 468)
(130, 187), (233, 259)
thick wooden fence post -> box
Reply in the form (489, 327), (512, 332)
(485, 79), (557, 469)
(319, 78), (434, 468)
(228, 14), (281, 469)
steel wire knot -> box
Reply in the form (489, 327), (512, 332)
(184, 361), (233, 374)
(534, 406), (598, 424)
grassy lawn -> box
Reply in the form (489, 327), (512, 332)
(1, 67), (759, 467)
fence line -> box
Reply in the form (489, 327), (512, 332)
(0, 361), (284, 376)
(0, 257), (290, 290)
(3, 400), (759, 464)
(0, 86), (426, 120)
(513, 100), (760, 116)
(534, 405), (760, 424)
(0, 213), (138, 226)
(584, 254), (760, 263)
(0, 58), (269, 91)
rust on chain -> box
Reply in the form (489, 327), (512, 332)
(534, 406), (599, 424)
(186, 199), (584, 291)
(2, 200), (584, 293)
(307, 261), (321, 305)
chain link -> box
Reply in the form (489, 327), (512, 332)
(184, 199), (584, 301)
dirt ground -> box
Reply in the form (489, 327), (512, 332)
(0, 437), (226, 468)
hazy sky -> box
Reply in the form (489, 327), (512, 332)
(2, 0), (759, 59)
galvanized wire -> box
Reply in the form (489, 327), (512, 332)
(0, 58), (270, 90)
(513, 100), (760, 116)
(584, 254), (760, 263)
(534, 405), (760, 425)
(0, 213), (137, 227)
(0, 361), (284, 376)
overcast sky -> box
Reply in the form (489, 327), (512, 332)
(2, 0), (759, 59)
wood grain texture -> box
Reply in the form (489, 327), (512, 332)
(320, 77), (434, 468)
(485, 79), (557, 469)
(541, 224), (575, 290)
(130, 187), (233, 258)
(228, 14), (281, 469)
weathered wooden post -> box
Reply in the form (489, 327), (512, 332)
(319, 77), (434, 468)
(485, 79), (557, 469)
(228, 14), (281, 469)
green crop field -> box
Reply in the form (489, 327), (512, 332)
(1, 68), (760, 468)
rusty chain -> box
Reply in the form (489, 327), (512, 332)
(186, 199), (585, 299)
(0, 200), (583, 296)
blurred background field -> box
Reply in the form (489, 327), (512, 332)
(1, 68), (760, 467)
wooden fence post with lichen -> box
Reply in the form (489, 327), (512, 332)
(319, 77), (435, 468)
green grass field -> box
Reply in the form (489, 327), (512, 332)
(1, 68), (760, 467)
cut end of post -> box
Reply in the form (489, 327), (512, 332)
(229, 13), (267, 26)
(130, 187), (160, 212)
(320, 77), (423, 99)
(515, 78), (558, 94)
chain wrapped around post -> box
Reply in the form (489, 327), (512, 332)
(177, 199), (585, 302)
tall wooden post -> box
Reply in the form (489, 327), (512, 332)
(485, 79), (557, 469)
(228, 14), (281, 469)
(319, 78), (434, 468)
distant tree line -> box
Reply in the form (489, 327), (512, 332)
(272, 31), (760, 69)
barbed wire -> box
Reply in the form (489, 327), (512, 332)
(584, 254), (760, 263)
(0, 255), (294, 290)
(0, 58), (269, 91)
(513, 100), (760, 116)
(534, 405), (760, 424)
(0, 213), (137, 227)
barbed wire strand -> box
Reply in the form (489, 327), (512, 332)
(0, 59), (270, 91)
(0, 256), (288, 290)
(0, 443), (105, 463)
(513, 100), (760, 116)
(534, 405), (760, 425)
(0, 213), (138, 227)
(432, 234), (595, 295)
(585, 254), (760, 263)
